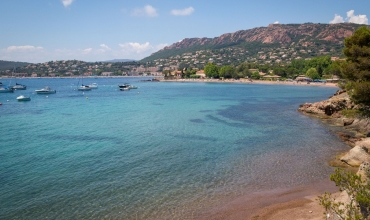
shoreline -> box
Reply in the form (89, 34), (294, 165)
(197, 179), (338, 220)
(160, 78), (339, 88)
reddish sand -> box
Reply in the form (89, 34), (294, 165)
(195, 179), (338, 220)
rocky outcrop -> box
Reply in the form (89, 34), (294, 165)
(298, 90), (354, 117)
(299, 90), (370, 168)
(340, 138), (370, 166)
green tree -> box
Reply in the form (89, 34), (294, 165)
(341, 26), (370, 105)
(204, 63), (219, 78)
(324, 60), (343, 79)
(291, 59), (306, 73)
(306, 67), (320, 80)
(219, 65), (235, 78)
(286, 67), (299, 78)
(318, 168), (370, 220)
(236, 63), (251, 78)
(251, 71), (261, 79)
(306, 56), (332, 77)
(273, 67), (286, 77)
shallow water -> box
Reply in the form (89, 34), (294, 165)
(0, 78), (349, 219)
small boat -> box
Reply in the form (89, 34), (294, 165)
(87, 83), (98, 89)
(16, 95), (31, 101)
(11, 83), (27, 90)
(118, 83), (131, 91)
(78, 85), (92, 91)
(35, 86), (56, 94)
(129, 85), (138, 89)
(0, 87), (14, 93)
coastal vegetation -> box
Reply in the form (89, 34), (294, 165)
(312, 26), (370, 219)
(340, 26), (370, 107)
(200, 55), (341, 80)
(318, 168), (370, 220)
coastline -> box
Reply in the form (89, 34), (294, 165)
(197, 179), (338, 220)
(160, 79), (352, 219)
(160, 78), (339, 88)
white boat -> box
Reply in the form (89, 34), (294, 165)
(78, 85), (91, 91)
(129, 85), (138, 89)
(35, 86), (56, 94)
(11, 68), (27, 90)
(0, 87), (14, 93)
(87, 83), (98, 89)
(16, 95), (31, 101)
(118, 83), (130, 91)
(77, 75), (91, 91)
(11, 83), (27, 90)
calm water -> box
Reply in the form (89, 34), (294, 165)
(0, 78), (348, 219)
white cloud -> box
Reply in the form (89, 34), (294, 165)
(1, 42), (168, 63)
(100, 44), (111, 50)
(329, 10), (368, 24)
(61, 0), (74, 7)
(329, 14), (345, 24)
(119, 42), (153, 53)
(6, 45), (43, 52)
(82, 48), (92, 54)
(347, 10), (368, 24)
(132, 5), (158, 17)
(171, 7), (194, 16)
(155, 43), (168, 50)
(274, 21), (279, 24)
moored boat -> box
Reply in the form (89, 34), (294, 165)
(78, 85), (91, 91)
(16, 95), (31, 101)
(118, 83), (131, 91)
(35, 86), (56, 94)
(87, 83), (98, 89)
(11, 83), (27, 90)
(0, 87), (14, 93)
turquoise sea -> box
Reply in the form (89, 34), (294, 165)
(0, 78), (349, 219)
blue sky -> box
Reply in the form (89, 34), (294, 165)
(1, 0), (369, 63)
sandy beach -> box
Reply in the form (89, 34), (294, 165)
(161, 78), (339, 88)
(196, 180), (337, 220)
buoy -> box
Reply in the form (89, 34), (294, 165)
(7, 100), (9, 102)
(86, 96), (88, 99)
(46, 96), (48, 98)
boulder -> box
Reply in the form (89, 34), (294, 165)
(340, 138), (370, 167)
(298, 91), (352, 117)
(343, 118), (355, 126)
(357, 162), (370, 183)
(335, 132), (362, 147)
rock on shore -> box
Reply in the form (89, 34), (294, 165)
(298, 89), (370, 168)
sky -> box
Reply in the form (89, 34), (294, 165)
(1, 0), (369, 63)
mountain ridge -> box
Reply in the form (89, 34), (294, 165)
(141, 23), (368, 65)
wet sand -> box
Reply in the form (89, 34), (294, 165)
(196, 179), (337, 220)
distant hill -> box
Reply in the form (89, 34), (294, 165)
(100, 59), (135, 63)
(140, 23), (368, 67)
(0, 60), (30, 71)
